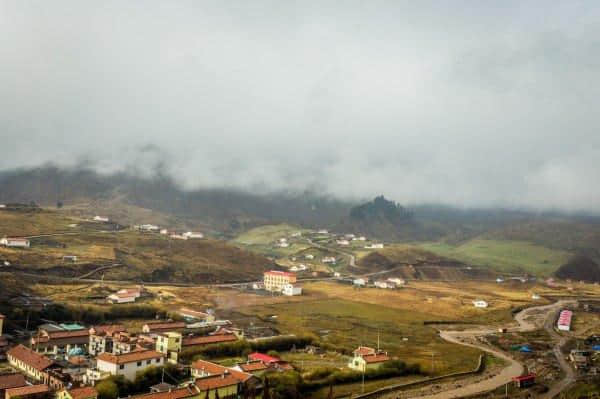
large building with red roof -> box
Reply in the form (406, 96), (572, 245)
(95, 350), (165, 381)
(557, 309), (573, 331)
(263, 270), (296, 292)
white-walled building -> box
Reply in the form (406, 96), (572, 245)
(322, 257), (336, 264)
(282, 284), (302, 296)
(374, 280), (393, 289)
(304, 254), (314, 260)
(93, 216), (109, 222)
(387, 278), (406, 286)
(183, 232), (204, 239)
(138, 224), (159, 232)
(473, 300), (488, 308)
(365, 243), (384, 249)
(263, 271), (297, 292)
(159, 229), (168, 235)
(95, 350), (165, 381)
(336, 240), (350, 246)
(0, 237), (30, 248)
(353, 278), (367, 287)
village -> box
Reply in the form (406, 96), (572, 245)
(1, 208), (600, 399)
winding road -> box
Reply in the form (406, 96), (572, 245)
(405, 300), (576, 399)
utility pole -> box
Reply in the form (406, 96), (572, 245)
(361, 369), (365, 393)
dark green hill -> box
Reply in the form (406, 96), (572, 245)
(555, 256), (600, 282)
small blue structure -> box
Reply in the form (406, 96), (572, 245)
(592, 345), (600, 351)
(519, 345), (533, 353)
(68, 347), (84, 356)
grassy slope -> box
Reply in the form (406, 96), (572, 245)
(0, 209), (273, 283)
(418, 239), (571, 276)
(238, 297), (482, 376)
(232, 224), (305, 245)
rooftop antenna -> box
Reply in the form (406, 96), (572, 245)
(377, 331), (380, 352)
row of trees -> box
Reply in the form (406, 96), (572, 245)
(264, 360), (422, 398)
(179, 334), (316, 362)
(96, 364), (187, 399)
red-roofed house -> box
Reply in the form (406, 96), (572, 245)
(182, 333), (237, 348)
(0, 374), (26, 398)
(263, 271), (296, 292)
(5, 384), (49, 399)
(95, 350), (165, 381)
(247, 353), (292, 371)
(31, 328), (89, 355)
(88, 325), (128, 355)
(191, 360), (262, 394)
(142, 321), (186, 334)
(57, 386), (98, 399)
(348, 346), (390, 372)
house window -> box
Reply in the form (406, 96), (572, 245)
(119, 364), (124, 369)
(147, 360), (151, 365)
(156, 359), (160, 363)
(137, 361), (142, 366)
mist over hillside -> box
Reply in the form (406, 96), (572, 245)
(2, 166), (600, 245)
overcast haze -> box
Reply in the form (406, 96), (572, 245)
(1, 1), (599, 211)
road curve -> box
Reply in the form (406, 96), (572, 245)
(412, 300), (573, 399)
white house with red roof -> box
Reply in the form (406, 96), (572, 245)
(95, 350), (165, 381)
(348, 346), (390, 372)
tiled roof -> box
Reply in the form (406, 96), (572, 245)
(90, 324), (126, 336)
(264, 270), (295, 277)
(182, 334), (237, 347)
(195, 374), (241, 391)
(67, 386), (98, 399)
(7, 344), (55, 371)
(0, 373), (26, 390)
(96, 350), (164, 365)
(248, 352), (279, 364)
(5, 384), (49, 398)
(47, 329), (89, 339)
(362, 353), (390, 363)
(144, 322), (186, 331)
(238, 362), (268, 372)
(179, 308), (210, 318)
(131, 386), (197, 399)
(191, 360), (252, 382)
(354, 346), (375, 356)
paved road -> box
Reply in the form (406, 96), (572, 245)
(411, 300), (574, 399)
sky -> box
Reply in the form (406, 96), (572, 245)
(1, 1), (599, 212)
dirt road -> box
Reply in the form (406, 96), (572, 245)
(398, 300), (575, 399)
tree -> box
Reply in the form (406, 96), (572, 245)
(96, 380), (119, 399)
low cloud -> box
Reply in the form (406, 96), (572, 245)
(1, 1), (599, 212)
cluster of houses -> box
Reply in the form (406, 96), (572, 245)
(130, 223), (204, 240)
(0, 308), (279, 399)
(352, 277), (406, 289)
